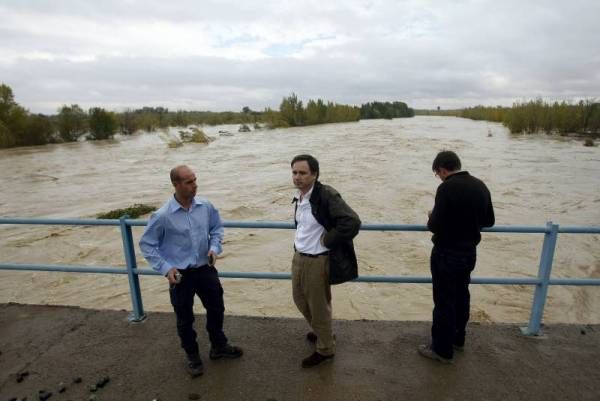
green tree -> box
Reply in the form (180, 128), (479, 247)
(171, 110), (189, 127)
(88, 107), (117, 140)
(279, 93), (305, 126)
(118, 109), (139, 135)
(24, 114), (55, 145)
(57, 104), (87, 142)
(0, 83), (28, 148)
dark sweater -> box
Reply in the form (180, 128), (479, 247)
(427, 171), (495, 251)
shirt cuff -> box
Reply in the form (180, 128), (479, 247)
(156, 261), (172, 277)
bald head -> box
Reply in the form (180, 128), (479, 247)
(170, 165), (192, 185)
(170, 165), (198, 204)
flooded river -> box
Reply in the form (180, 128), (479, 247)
(1, 116), (599, 323)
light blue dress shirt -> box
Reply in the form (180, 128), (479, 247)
(139, 195), (224, 276)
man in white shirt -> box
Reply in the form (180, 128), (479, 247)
(290, 154), (361, 368)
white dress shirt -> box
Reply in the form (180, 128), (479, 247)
(294, 186), (330, 254)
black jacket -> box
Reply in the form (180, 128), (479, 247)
(294, 181), (361, 284)
(428, 171), (495, 251)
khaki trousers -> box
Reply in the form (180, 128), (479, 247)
(291, 252), (335, 356)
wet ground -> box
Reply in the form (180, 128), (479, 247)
(1, 303), (599, 401)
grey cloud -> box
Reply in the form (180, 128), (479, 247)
(1, 0), (599, 113)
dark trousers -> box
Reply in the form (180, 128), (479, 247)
(169, 265), (228, 357)
(430, 247), (476, 359)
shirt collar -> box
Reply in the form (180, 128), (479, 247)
(293, 185), (314, 203)
(168, 195), (203, 213)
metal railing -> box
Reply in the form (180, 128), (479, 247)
(1, 217), (599, 335)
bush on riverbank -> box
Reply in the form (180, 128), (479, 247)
(97, 204), (157, 219)
(417, 99), (600, 136)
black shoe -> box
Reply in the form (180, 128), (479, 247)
(301, 352), (334, 368)
(186, 356), (204, 377)
(209, 344), (243, 360)
(306, 332), (336, 343)
(417, 344), (452, 364)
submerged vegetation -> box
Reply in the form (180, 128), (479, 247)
(97, 204), (157, 219)
(417, 99), (600, 136)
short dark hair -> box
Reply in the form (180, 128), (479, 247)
(291, 154), (319, 179)
(432, 151), (461, 173)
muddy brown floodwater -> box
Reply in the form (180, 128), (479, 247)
(1, 116), (599, 323)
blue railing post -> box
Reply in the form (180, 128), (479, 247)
(521, 221), (559, 336)
(119, 216), (146, 322)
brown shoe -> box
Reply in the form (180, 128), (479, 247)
(417, 344), (452, 364)
(301, 352), (334, 368)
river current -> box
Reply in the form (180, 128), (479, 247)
(1, 116), (599, 323)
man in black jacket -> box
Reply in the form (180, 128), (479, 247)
(419, 150), (495, 364)
(290, 154), (361, 368)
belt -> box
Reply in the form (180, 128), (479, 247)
(297, 251), (329, 258)
(183, 264), (209, 271)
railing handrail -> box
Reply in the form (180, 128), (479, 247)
(1, 217), (599, 334)
(2, 217), (600, 234)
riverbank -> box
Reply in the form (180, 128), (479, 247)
(1, 303), (598, 401)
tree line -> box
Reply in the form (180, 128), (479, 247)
(1, 84), (415, 149)
(0, 83), (265, 149)
(417, 99), (600, 135)
(264, 94), (414, 128)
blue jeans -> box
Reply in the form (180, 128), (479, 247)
(169, 265), (228, 357)
(430, 247), (476, 359)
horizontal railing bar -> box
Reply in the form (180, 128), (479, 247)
(0, 217), (600, 234)
(2, 218), (598, 234)
(1, 218), (561, 233)
(0, 218), (121, 226)
(549, 278), (600, 286)
(0, 263), (129, 274)
(558, 226), (600, 234)
(0, 264), (553, 285)
(3, 264), (598, 286)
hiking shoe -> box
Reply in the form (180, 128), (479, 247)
(417, 344), (452, 364)
(209, 344), (243, 360)
(301, 352), (334, 368)
(186, 357), (204, 377)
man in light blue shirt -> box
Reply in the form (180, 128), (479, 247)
(139, 165), (242, 378)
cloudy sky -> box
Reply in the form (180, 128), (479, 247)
(1, 0), (599, 114)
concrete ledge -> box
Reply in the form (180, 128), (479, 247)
(1, 303), (599, 401)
